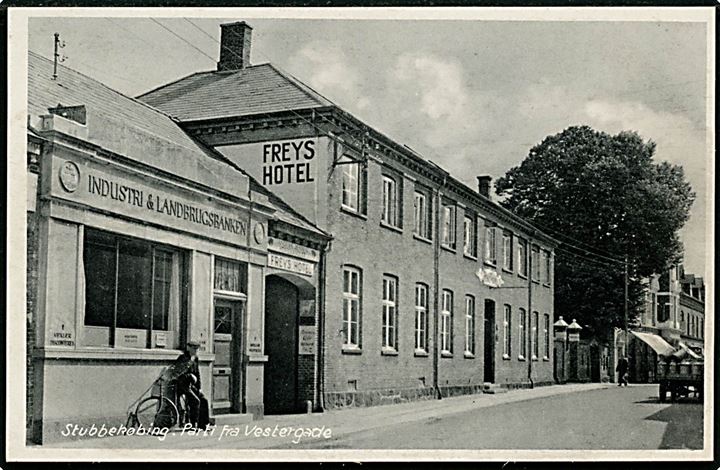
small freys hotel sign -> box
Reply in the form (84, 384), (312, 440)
(55, 158), (250, 246)
(267, 236), (319, 277)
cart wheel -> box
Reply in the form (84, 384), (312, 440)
(135, 396), (178, 429)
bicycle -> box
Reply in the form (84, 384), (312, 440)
(126, 365), (189, 429)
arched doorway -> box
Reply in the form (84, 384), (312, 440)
(264, 273), (316, 414)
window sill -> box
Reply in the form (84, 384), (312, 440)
(518, 356), (526, 361)
(413, 233), (433, 245)
(340, 206), (367, 221)
(463, 253), (478, 261)
(502, 267), (514, 274)
(440, 351), (453, 358)
(342, 346), (362, 355)
(532, 279), (541, 285)
(380, 220), (403, 234)
(32, 347), (214, 362)
(543, 356), (550, 361)
(414, 349), (429, 357)
(532, 355), (538, 361)
(502, 354), (511, 361)
(464, 352), (475, 359)
(484, 261), (497, 268)
(381, 347), (399, 356)
(441, 244), (457, 254)
(543, 283), (552, 288)
(518, 273), (528, 280)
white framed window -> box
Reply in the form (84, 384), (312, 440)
(381, 175), (400, 228)
(341, 157), (366, 214)
(382, 275), (398, 350)
(442, 203), (456, 249)
(484, 225), (497, 265)
(342, 266), (362, 348)
(441, 289), (454, 354)
(502, 232), (513, 271)
(463, 214), (477, 257)
(82, 228), (183, 349)
(543, 314), (550, 359)
(532, 311), (539, 359)
(415, 283), (429, 352)
(465, 295), (475, 355)
(518, 308), (527, 359)
(543, 250), (552, 284)
(503, 304), (512, 358)
(414, 191), (431, 239)
(517, 238), (528, 277)
(531, 247), (541, 281)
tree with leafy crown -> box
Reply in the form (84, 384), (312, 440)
(495, 125), (695, 338)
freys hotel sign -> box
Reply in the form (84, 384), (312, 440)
(54, 156), (253, 248)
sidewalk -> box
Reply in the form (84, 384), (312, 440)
(52, 382), (610, 449)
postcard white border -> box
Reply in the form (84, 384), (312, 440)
(6, 6), (715, 462)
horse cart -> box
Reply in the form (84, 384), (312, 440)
(657, 349), (703, 403)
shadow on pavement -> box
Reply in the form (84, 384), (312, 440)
(644, 402), (703, 449)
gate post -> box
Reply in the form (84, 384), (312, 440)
(567, 319), (583, 382)
(553, 316), (569, 384)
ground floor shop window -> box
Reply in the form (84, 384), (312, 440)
(83, 227), (184, 349)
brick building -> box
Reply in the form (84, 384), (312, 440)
(138, 21), (559, 409)
(678, 272), (705, 353)
(625, 263), (705, 383)
(26, 51), (329, 442)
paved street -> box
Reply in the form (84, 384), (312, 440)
(297, 384), (703, 450)
(50, 383), (702, 451)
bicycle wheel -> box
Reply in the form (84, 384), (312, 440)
(135, 396), (178, 429)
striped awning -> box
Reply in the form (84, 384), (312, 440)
(631, 331), (675, 357)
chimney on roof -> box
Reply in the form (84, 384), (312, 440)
(477, 175), (492, 198)
(217, 21), (252, 71)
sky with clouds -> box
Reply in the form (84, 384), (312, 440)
(27, 14), (711, 274)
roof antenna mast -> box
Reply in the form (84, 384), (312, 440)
(52, 33), (66, 80)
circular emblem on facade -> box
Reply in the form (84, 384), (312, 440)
(59, 161), (80, 193)
(253, 222), (266, 244)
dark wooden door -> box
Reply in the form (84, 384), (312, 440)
(484, 300), (496, 383)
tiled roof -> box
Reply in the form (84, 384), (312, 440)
(28, 51), (327, 239)
(137, 63), (332, 121)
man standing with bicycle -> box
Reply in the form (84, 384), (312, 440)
(175, 340), (211, 430)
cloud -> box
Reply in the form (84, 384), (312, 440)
(390, 53), (487, 149)
(288, 41), (370, 111)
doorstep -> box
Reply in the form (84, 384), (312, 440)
(482, 383), (509, 394)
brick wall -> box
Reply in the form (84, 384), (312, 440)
(321, 146), (555, 409)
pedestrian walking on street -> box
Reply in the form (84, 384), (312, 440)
(616, 356), (629, 387)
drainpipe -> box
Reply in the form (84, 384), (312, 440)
(433, 187), (442, 399)
(317, 239), (331, 411)
(527, 239), (534, 389)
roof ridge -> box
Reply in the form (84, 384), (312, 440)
(136, 69), (215, 100)
(29, 50), (191, 125)
(265, 63), (334, 108)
